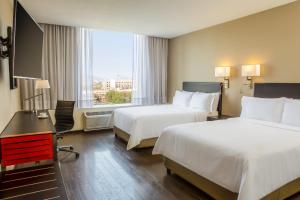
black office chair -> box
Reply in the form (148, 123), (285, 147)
(55, 100), (79, 158)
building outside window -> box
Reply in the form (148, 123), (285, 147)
(92, 29), (133, 105)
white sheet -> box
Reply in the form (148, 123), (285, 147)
(153, 118), (300, 200)
(113, 104), (211, 150)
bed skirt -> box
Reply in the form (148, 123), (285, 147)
(113, 126), (157, 148)
(164, 157), (300, 200)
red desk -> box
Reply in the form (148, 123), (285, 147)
(0, 111), (56, 168)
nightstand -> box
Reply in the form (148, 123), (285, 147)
(207, 115), (233, 121)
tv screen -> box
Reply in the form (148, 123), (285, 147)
(13, 1), (43, 79)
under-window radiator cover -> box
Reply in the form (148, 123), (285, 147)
(83, 111), (113, 131)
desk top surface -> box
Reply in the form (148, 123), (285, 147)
(1, 111), (56, 138)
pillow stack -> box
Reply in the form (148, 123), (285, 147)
(172, 90), (220, 112)
(281, 99), (300, 127)
(172, 91), (193, 107)
(240, 96), (300, 127)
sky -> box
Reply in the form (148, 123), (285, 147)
(92, 29), (133, 81)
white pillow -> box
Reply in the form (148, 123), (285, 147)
(210, 93), (220, 112)
(189, 92), (214, 112)
(172, 90), (193, 107)
(281, 99), (300, 127)
(240, 96), (285, 122)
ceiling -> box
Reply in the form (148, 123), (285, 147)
(19, 0), (295, 38)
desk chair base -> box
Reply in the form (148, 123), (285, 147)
(58, 145), (80, 158)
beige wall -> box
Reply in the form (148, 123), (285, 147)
(168, 1), (300, 116)
(0, 0), (20, 132)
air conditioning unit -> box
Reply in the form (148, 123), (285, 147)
(83, 111), (114, 132)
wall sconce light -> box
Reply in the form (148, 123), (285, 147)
(215, 66), (230, 89)
(0, 35), (10, 59)
(241, 64), (260, 89)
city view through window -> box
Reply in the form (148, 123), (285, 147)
(92, 30), (133, 105)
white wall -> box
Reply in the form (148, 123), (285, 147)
(0, 0), (21, 132)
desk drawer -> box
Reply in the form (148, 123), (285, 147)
(2, 140), (52, 150)
(3, 150), (53, 161)
(3, 145), (51, 156)
(2, 155), (54, 166)
(1, 133), (54, 167)
(1, 134), (52, 144)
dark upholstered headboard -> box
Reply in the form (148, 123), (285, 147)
(254, 83), (300, 99)
(182, 82), (223, 116)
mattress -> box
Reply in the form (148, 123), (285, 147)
(153, 118), (300, 200)
(113, 104), (212, 149)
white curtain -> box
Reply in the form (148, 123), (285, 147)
(76, 28), (94, 108)
(41, 24), (78, 109)
(132, 35), (168, 105)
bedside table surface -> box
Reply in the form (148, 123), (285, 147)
(207, 115), (233, 121)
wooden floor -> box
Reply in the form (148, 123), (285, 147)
(0, 164), (68, 200)
(58, 130), (300, 200)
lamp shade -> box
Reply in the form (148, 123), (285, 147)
(242, 65), (260, 77)
(35, 80), (50, 89)
(215, 66), (230, 77)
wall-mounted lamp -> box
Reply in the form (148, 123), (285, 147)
(241, 64), (260, 89)
(0, 36), (10, 59)
(215, 66), (230, 88)
(0, 27), (12, 59)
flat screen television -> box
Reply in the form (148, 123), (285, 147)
(10, 0), (43, 86)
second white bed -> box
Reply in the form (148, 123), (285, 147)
(153, 118), (300, 200)
(114, 104), (215, 149)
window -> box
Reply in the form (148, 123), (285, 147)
(92, 30), (133, 105)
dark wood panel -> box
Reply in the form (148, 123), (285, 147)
(254, 83), (300, 99)
(182, 82), (222, 93)
(0, 163), (68, 200)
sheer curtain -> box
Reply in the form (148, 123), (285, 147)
(20, 24), (94, 110)
(132, 35), (168, 105)
(76, 28), (94, 108)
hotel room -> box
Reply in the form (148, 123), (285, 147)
(0, 0), (300, 199)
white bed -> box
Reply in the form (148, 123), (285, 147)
(113, 82), (223, 150)
(153, 117), (300, 200)
(114, 104), (217, 150)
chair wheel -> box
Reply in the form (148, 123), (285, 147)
(75, 153), (80, 158)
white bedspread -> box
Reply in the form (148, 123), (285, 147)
(114, 104), (209, 150)
(153, 118), (300, 200)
